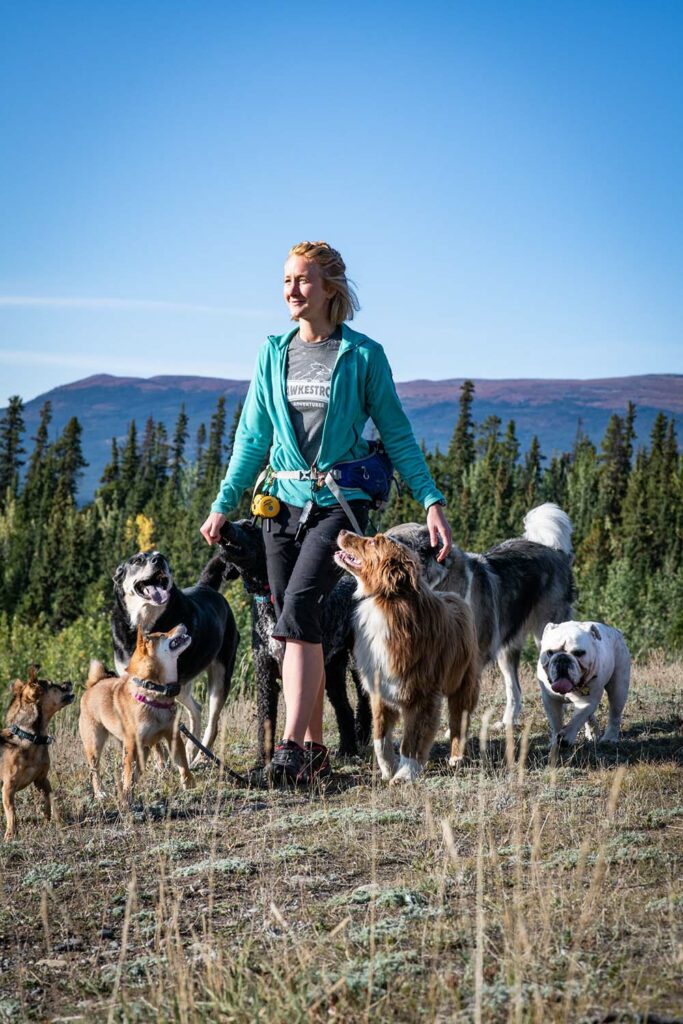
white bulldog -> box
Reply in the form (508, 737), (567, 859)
(537, 621), (631, 748)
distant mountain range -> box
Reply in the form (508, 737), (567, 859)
(8, 373), (683, 500)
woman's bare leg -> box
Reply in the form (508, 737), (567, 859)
(282, 640), (325, 746)
(304, 666), (326, 745)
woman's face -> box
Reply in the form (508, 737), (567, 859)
(283, 255), (330, 322)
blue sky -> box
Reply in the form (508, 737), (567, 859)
(1, 0), (681, 402)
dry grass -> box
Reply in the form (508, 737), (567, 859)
(0, 658), (681, 1023)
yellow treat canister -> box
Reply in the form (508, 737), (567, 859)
(251, 493), (280, 518)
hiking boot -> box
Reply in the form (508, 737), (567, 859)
(302, 741), (331, 784)
(265, 740), (306, 786)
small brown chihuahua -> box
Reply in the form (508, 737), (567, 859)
(1, 667), (74, 840)
(79, 623), (194, 801)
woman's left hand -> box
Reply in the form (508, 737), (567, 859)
(427, 503), (452, 562)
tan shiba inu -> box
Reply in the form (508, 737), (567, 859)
(79, 624), (194, 800)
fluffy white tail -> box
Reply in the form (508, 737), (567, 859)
(523, 503), (573, 555)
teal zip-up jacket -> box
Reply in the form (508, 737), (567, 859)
(211, 323), (445, 514)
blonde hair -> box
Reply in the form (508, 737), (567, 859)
(288, 241), (360, 326)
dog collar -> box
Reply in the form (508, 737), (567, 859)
(131, 676), (181, 698)
(576, 674), (598, 696)
(133, 692), (177, 711)
(10, 725), (53, 745)
(554, 674), (596, 697)
(253, 593), (273, 604)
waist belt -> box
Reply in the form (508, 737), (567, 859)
(253, 467), (365, 535)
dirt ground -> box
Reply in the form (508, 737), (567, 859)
(0, 659), (681, 1023)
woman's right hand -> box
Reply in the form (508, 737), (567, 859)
(200, 511), (227, 546)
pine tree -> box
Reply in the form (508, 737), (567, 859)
(471, 414), (502, 549)
(598, 413), (631, 526)
(154, 422), (169, 489)
(22, 401), (52, 515)
(624, 401), (636, 462)
(653, 417), (679, 568)
(449, 381), (476, 469)
(136, 417), (155, 507)
(169, 405), (189, 492)
(662, 419), (682, 567)
(446, 381), (476, 503)
(515, 435), (544, 522)
(495, 419), (519, 537)
(203, 396), (227, 481)
(53, 417), (88, 504)
(645, 412), (670, 570)
(120, 420), (140, 498)
(100, 438), (121, 501)
(195, 422), (207, 465)
(197, 396), (228, 512)
(566, 431), (599, 550)
(620, 447), (651, 575)
(0, 396), (26, 507)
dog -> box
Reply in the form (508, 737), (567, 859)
(1, 668), (74, 840)
(537, 620), (631, 748)
(112, 549), (239, 762)
(387, 503), (575, 728)
(335, 530), (479, 783)
(80, 623), (195, 800)
(218, 519), (371, 766)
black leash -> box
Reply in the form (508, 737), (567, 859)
(178, 723), (248, 786)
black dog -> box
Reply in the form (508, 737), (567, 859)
(112, 550), (239, 762)
(218, 519), (370, 766)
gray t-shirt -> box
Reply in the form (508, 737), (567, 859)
(286, 327), (342, 467)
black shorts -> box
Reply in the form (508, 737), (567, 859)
(262, 501), (370, 645)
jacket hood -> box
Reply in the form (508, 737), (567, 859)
(266, 323), (368, 352)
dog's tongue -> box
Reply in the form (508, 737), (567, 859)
(141, 584), (169, 605)
(551, 677), (574, 695)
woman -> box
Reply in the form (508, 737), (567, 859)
(200, 241), (451, 784)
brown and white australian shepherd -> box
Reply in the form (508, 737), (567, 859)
(335, 530), (479, 783)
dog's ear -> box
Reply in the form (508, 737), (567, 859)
(386, 549), (420, 594)
(21, 677), (42, 701)
(112, 561), (127, 586)
(423, 555), (449, 589)
(590, 624), (602, 641)
(11, 679), (24, 697)
(219, 520), (235, 545)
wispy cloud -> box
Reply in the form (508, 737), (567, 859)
(0, 347), (253, 379)
(0, 295), (272, 317)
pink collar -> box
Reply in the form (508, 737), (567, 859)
(133, 692), (176, 712)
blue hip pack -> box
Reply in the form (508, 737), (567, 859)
(328, 441), (396, 507)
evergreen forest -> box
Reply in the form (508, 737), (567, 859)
(0, 383), (681, 688)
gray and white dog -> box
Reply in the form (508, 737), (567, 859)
(388, 503), (575, 728)
(537, 620), (631, 747)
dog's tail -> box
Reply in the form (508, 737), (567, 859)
(86, 660), (110, 689)
(523, 503), (573, 557)
(197, 552), (238, 590)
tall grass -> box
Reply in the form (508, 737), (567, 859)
(0, 662), (680, 1022)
